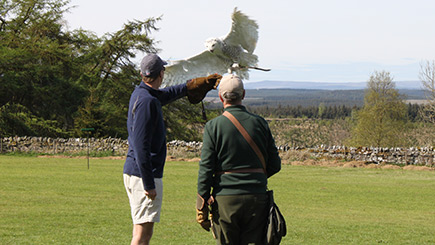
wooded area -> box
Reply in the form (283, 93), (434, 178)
(0, 0), (207, 140)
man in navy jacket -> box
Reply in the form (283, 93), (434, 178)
(123, 53), (221, 245)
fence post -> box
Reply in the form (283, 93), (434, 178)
(429, 152), (434, 167)
(81, 128), (95, 169)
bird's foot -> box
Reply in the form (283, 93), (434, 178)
(228, 63), (240, 74)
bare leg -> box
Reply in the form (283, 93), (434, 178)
(131, 222), (154, 245)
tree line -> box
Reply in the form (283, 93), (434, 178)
(245, 103), (424, 121)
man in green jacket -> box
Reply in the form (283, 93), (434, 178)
(197, 74), (281, 244)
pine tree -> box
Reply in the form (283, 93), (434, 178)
(0, 0), (205, 140)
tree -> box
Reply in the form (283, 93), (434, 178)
(163, 99), (212, 142)
(318, 102), (326, 119)
(72, 18), (160, 138)
(351, 71), (408, 147)
(0, 0), (87, 133)
(1, 0), (198, 139)
(419, 61), (435, 125)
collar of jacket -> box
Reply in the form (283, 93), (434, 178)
(223, 105), (247, 112)
(139, 81), (164, 98)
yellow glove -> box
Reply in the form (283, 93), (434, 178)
(186, 74), (222, 104)
(196, 194), (211, 231)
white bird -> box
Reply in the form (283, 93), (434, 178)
(162, 7), (269, 87)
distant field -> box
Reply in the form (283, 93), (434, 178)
(1, 156), (434, 244)
(405, 99), (429, 105)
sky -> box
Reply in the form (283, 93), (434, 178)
(64, 0), (435, 84)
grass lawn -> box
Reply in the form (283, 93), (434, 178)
(0, 155), (434, 244)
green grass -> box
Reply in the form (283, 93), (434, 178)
(0, 156), (434, 244)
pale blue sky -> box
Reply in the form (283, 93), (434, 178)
(65, 0), (435, 83)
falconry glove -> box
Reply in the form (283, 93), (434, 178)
(186, 74), (222, 104)
(196, 194), (214, 231)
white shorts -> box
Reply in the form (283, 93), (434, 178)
(123, 174), (163, 224)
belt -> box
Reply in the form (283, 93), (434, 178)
(216, 168), (265, 175)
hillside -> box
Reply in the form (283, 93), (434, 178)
(205, 88), (426, 107)
(243, 80), (422, 90)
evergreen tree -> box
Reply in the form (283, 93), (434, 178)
(0, 0), (86, 135)
(0, 0), (205, 140)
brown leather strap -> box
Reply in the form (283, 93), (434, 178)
(222, 111), (267, 174)
(216, 168), (265, 175)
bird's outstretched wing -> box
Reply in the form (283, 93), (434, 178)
(224, 7), (259, 54)
(162, 51), (231, 87)
(162, 8), (261, 87)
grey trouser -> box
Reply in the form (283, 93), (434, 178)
(211, 193), (268, 245)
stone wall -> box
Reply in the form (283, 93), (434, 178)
(0, 137), (203, 156)
(1, 137), (434, 166)
(0, 136), (129, 155)
(309, 145), (434, 166)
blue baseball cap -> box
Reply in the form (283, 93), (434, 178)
(140, 53), (167, 77)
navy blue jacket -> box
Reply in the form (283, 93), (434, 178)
(123, 81), (187, 190)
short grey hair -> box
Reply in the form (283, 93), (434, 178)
(222, 91), (243, 101)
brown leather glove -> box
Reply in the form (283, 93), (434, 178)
(186, 74), (222, 104)
(196, 194), (211, 231)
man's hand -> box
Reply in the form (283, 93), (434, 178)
(145, 189), (157, 200)
(186, 74), (222, 104)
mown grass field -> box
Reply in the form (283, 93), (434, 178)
(1, 156), (434, 244)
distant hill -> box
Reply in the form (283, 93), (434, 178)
(205, 88), (426, 108)
(243, 80), (423, 90)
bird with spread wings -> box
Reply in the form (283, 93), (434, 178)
(162, 7), (268, 87)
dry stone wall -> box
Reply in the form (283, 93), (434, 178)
(1, 137), (434, 166)
(309, 145), (434, 166)
(0, 136), (129, 155)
